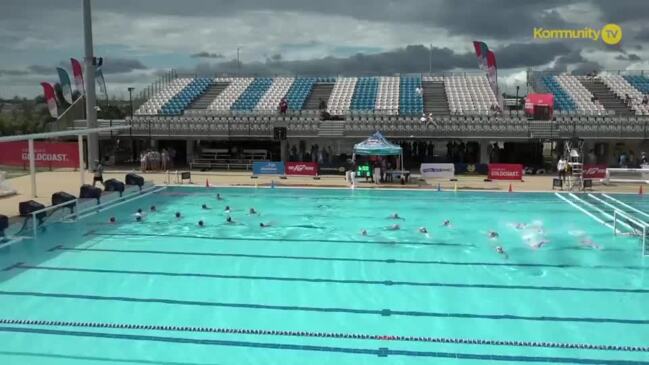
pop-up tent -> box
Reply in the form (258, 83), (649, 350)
(353, 131), (403, 169)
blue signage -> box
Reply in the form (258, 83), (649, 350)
(252, 161), (285, 175)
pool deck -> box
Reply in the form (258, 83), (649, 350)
(0, 169), (646, 218)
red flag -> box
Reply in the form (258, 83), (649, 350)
(70, 58), (85, 95)
(40, 82), (58, 118)
(486, 50), (500, 103)
(473, 41), (489, 70)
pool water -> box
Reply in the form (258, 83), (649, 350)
(0, 187), (647, 365)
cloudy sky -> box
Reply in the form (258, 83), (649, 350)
(1, 0), (648, 98)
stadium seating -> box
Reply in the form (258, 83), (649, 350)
(160, 78), (213, 115)
(554, 75), (605, 115)
(284, 77), (316, 111)
(375, 76), (399, 115)
(445, 75), (497, 115)
(231, 77), (274, 111)
(600, 75), (649, 115)
(350, 77), (378, 113)
(624, 75), (649, 94)
(135, 78), (193, 115)
(327, 77), (358, 115)
(541, 75), (576, 111)
(399, 75), (423, 116)
(255, 77), (295, 112)
(207, 77), (253, 112)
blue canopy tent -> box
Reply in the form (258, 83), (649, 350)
(353, 131), (403, 170)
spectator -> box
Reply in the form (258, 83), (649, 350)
(420, 113), (427, 123)
(140, 152), (148, 172)
(557, 156), (567, 182)
(279, 97), (288, 114)
(161, 149), (169, 171)
(415, 87), (422, 96)
(318, 98), (327, 110)
(642, 95), (648, 105)
(93, 161), (104, 187)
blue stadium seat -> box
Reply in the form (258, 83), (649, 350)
(350, 77), (378, 112)
(231, 77), (274, 111)
(624, 75), (649, 95)
(399, 75), (423, 116)
(160, 78), (213, 115)
(541, 75), (576, 111)
(285, 77), (316, 111)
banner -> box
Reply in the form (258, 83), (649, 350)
(70, 58), (85, 95)
(56, 67), (74, 104)
(96, 67), (108, 100)
(286, 162), (318, 176)
(583, 164), (607, 179)
(252, 161), (285, 175)
(420, 163), (455, 178)
(40, 82), (58, 118)
(488, 163), (523, 180)
(454, 163), (489, 175)
(0, 141), (79, 168)
(472, 41), (489, 70)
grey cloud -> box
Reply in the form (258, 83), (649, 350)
(0, 69), (30, 76)
(27, 65), (54, 74)
(494, 42), (572, 68)
(635, 28), (649, 41)
(615, 53), (641, 61)
(191, 52), (225, 59)
(98, 58), (148, 74)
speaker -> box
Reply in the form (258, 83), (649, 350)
(104, 179), (125, 193)
(52, 192), (76, 206)
(79, 184), (102, 200)
(273, 127), (287, 141)
(125, 173), (144, 187)
(19, 200), (46, 219)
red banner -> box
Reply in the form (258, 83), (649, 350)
(0, 141), (79, 168)
(583, 164), (607, 179)
(285, 162), (318, 176)
(488, 163), (523, 180)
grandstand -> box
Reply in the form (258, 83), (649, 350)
(96, 70), (649, 169)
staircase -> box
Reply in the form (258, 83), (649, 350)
(579, 78), (634, 116)
(188, 82), (228, 109)
(528, 121), (557, 139)
(422, 81), (450, 115)
(304, 83), (335, 110)
(317, 120), (345, 137)
(556, 192), (649, 254)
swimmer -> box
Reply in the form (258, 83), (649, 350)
(109, 217), (116, 224)
(361, 229), (368, 236)
(418, 227), (428, 234)
(249, 208), (257, 215)
(216, 193), (223, 200)
(135, 212), (142, 222)
(488, 231), (499, 239)
(175, 212), (181, 219)
(225, 205), (231, 213)
(198, 220), (204, 227)
(389, 213), (402, 220)
(387, 224), (400, 231)
(442, 219), (451, 227)
(260, 222), (271, 228)
(496, 246), (509, 259)
(580, 238), (601, 250)
(530, 239), (549, 249)
(150, 205), (156, 212)
(514, 223), (527, 230)
(201, 204), (209, 210)
(226, 216), (234, 224)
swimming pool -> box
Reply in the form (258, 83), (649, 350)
(0, 186), (647, 365)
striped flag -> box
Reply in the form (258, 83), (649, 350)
(40, 82), (58, 118)
(70, 58), (85, 95)
(96, 66), (108, 100)
(56, 67), (74, 104)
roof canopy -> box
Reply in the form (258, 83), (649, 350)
(353, 132), (402, 156)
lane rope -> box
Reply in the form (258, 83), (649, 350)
(0, 319), (645, 352)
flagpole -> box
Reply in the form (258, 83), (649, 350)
(83, 0), (99, 170)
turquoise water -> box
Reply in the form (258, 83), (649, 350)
(0, 187), (647, 365)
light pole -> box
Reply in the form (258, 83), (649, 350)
(128, 87), (135, 161)
(237, 47), (241, 73)
(515, 85), (520, 109)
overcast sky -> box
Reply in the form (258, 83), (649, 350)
(1, 0), (648, 98)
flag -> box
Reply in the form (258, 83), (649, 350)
(96, 66), (108, 99)
(70, 58), (85, 95)
(41, 82), (58, 118)
(486, 50), (502, 104)
(472, 41), (489, 70)
(56, 67), (73, 104)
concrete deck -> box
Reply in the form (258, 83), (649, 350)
(0, 169), (646, 218)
